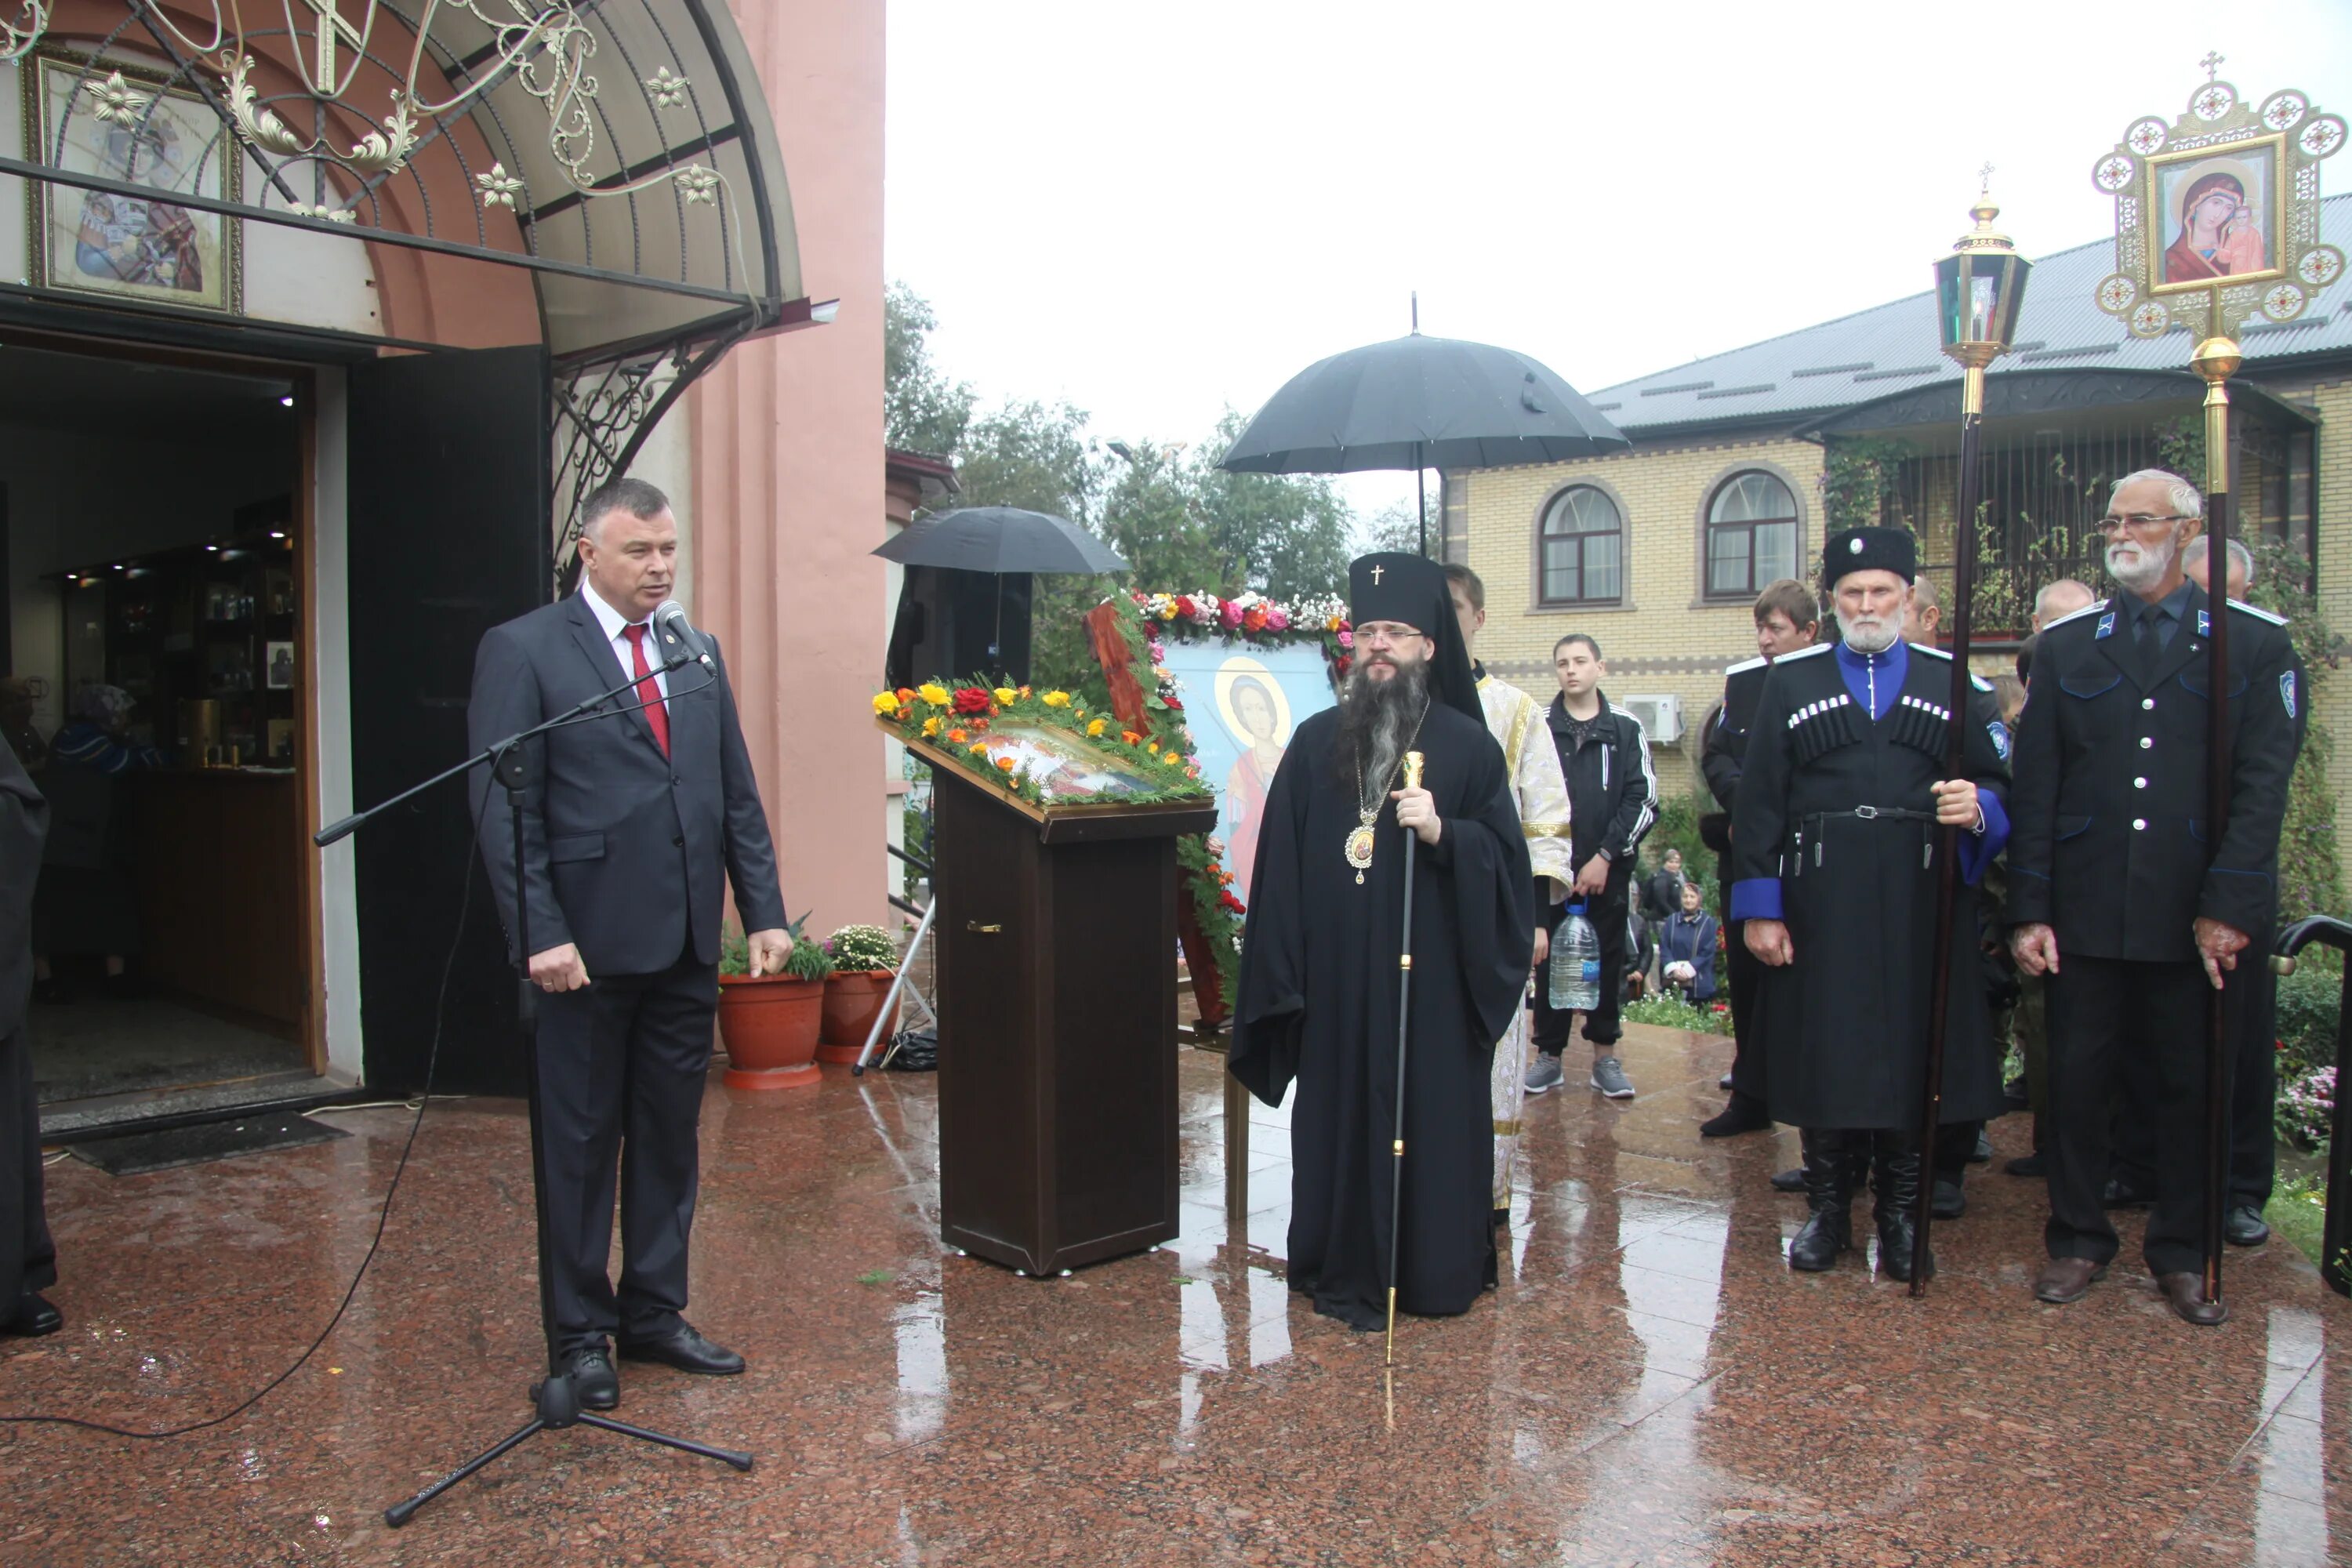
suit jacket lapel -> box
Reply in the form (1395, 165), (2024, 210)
(2145, 584), (2209, 695)
(564, 595), (664, 755)
(2090, 599), (2146, 690)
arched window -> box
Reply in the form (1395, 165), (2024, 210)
(1705, 472), (1800, 599)
(1537, 486), (1624, 605)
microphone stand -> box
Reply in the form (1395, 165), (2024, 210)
(314, 649), (755, 1529)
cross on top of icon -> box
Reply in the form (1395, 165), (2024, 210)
(2201, 51), (2225, 82)
(1978, 162), (1994, 194)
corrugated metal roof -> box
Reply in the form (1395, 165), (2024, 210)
(1595, 194), (2352, 435)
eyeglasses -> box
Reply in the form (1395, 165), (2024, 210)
(1355, 623), (1425, 646)
(2096, 513), (2193, 535)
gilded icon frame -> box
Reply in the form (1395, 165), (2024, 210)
(22, 47), (244, 314)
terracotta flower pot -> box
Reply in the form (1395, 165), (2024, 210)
(817, 970), (900, 1064)
(717, 973), (824, 1089)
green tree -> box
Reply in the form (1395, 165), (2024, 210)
(884, 281), (975, 458)
(1192, 410), (1352, 600)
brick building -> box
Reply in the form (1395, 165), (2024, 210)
(1458, 194), (2350, 810)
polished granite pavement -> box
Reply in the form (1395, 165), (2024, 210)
(3, 1020), (2347, 1566)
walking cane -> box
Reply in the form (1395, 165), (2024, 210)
(1386, 750), (1425, 1367)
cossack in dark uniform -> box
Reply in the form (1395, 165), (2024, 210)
(1730, 528), (2010, 1282)
(1700, 655), (1771, 1109)
(2006, 583), (2299, 1306)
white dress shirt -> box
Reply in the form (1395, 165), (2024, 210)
(580, 586), (670, 706)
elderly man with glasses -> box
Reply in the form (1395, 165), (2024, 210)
(2007, 469), (2302, 1326)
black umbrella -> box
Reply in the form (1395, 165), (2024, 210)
(873, 506), (1127, 575)
(873, 507), (1127, 681)
(1220, 315), (1629, 554)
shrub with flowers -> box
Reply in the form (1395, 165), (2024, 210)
(2278, 1063), (2338, 1150)
(873, 678), (1208, 810)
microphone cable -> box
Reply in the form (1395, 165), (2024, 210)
(0, 674), (711, 1440)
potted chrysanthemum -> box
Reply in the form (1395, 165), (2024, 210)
(817, 923), (901, 1064)
(717, 915), (831, 1090)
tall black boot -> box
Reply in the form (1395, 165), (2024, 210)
(1872, 1131), (1933, 1283)
(1788, 1129), (1853, 1272)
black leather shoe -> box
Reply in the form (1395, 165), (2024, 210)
(2004, 1151), (2047, 1178)
(564, 1345), (619, 1410)
(2102, 1175), (2154, 1208)
(1769, 1166), (1805, 1194)
(5, 1292), (61, 1337)
(2158, 1272), (2230, 1327)
(1931, 1177), (1966, 1221)
(2225, 1205), (2270, 1247)
(1699, 1092), (1773, 1138)
(1717, 1073), (1734, 1091)
(619, 1323), (745, 1376)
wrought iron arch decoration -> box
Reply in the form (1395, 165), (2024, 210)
(4, 0), (804, 590)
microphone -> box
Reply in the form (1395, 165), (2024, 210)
(652, 599), (714, 668)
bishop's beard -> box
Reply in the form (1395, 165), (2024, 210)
(1334, 657), (1431, 796)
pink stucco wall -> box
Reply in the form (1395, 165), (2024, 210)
(691, 0), (887, 934)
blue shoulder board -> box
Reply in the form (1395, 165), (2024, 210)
(2095, 611), (2116, 641)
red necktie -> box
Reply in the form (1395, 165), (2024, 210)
(622, 623), (670, 757)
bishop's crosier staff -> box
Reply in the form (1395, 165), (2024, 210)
(1915, 179), (2032, 1298)
(1387, 749), (1425, 1367)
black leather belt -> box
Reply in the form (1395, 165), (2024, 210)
(1801, 805), (1936, 825)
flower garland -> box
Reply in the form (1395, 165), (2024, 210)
(872, 679), (1210, 808)
(1078, 591), (1354, 1013)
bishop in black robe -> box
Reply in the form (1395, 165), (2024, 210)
(1231, 554), (1534, 1330)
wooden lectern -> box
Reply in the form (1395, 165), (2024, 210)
(916, 738), (1218, 1275)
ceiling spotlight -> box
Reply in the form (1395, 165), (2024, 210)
(205, 543), (220, 552)
(112, 563), (125, 571)
(269, 531), (286, 539)
(280, 395), (295, 408)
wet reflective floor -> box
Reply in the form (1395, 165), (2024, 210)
(5, 1021), (2348, 1566)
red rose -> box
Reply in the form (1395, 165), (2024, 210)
(1175, 595), (1196, 618)
(1333, 655), (1352, 680)
(1165, 695), (1184, 710)
(953, 688), (990, 715)
(1219, 890), (1246, 913)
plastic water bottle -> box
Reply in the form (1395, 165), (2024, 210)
(1550, 902), (1601, 1012)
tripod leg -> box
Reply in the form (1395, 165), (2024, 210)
(577, 1413), (757, 1471)
(385, 1418), (548, 1527)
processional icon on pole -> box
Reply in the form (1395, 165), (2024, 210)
(2089, 59), (2340, 1312)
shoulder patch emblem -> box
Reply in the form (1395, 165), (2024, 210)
(1988, 720), (2011, 761)
(2197, 608), (2210, 637)
(2283, 669), (2299, 720)
(2095, 611), (2116, 641)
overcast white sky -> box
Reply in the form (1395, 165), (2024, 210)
(885, 1), (2352, 517)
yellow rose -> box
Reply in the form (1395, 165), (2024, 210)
(1087, 717), (1106, 737)
(968, 742), (989, 757)
(1041, 691), (1072, 707)
(922, 717), (941, 737)
(993, 687), (1018, 707)
(871, 691), (900, 715)
(917, 682), (950, 706)
(1159, 604), (1178, 620)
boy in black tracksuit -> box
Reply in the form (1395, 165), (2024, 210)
(1528, 634), (1657, 1098)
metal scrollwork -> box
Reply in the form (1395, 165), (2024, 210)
(222, 49), (419, 172)
(0, 0), (50, 63)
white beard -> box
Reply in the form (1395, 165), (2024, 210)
(1835, 608), (1903, 654)
(2106, 535), (2176, 594)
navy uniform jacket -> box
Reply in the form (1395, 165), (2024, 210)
(2006, 587), (2299, 963)
(469, 594), (789, 977)
(1700, 656), (1769, 818)
(1729, 640), (2011, 1128)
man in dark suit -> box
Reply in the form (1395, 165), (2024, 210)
(470, 477), (789, 1407)
(2009, 469), (2299, 1327)
(1, 735), (59, 1337)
